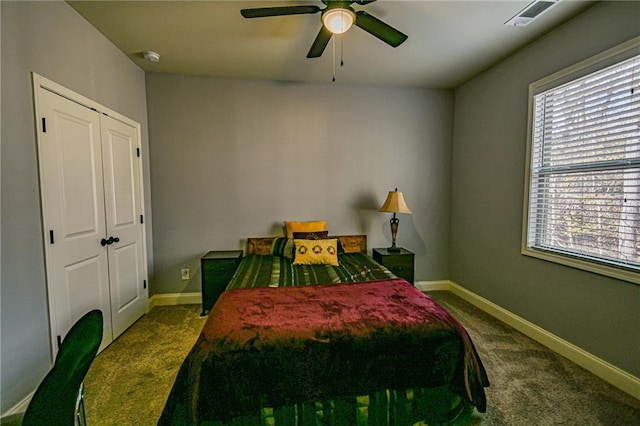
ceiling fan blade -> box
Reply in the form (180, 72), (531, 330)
(241, 5), (321, 19)
(354, 0), (377, 4)
(354, 11), (407, 47)
(307, 26), (333, 58)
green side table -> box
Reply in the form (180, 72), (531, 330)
(200, 250), (243, 315)
(372, 247), (415, 284)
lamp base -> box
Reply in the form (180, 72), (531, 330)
(387, 246), (401, 253)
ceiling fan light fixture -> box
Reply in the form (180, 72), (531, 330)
(322, 8), (355, 34)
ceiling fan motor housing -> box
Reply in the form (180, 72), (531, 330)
(322, 4), (356, 34)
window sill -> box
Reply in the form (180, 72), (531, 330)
(521, 247), (640, 286)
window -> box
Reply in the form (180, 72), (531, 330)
(523, 40), (640, 284)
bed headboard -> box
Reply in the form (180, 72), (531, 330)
(247, 235), (367, 255)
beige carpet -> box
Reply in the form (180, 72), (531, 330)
(83, 293), (640, 425)
(427, 292), (640, 425)
(84, 305), (207, 425)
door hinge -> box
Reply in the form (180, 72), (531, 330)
(136, 148), (140, 157)
(56, 335), (62, 349)
(49, 230), (55, 244)
(140, 214), (144, 224)
(42, 117), (47, 133)
(143, 279), (147, 289)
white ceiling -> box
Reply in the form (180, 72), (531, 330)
(67, 0), (595, 89)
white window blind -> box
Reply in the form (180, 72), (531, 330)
(525, 52), (640, 281)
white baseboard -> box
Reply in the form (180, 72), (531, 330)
(3, 390), (34, 417)
(415, 280), (451, 292)
(148, 292), (202, 311)
(416, 280), (639, 401)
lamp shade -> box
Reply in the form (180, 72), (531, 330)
(379, 190), (412, 214)
(322, 8), (355, 34)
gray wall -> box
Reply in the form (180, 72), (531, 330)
(450, 0), (640, 377)
(146, 74), (454, 295)
(0, 1), (152, 412)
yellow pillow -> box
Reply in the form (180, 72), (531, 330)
(293, 239), (339, 266)
(284, 220), (327, 239)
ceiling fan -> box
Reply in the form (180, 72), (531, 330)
(240, 0), (408, 58)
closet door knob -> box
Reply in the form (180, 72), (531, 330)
(100, 236), (119, 246)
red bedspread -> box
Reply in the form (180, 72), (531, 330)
(159, 279), (489, 424)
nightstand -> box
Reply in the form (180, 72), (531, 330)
(372, 248), (415, 284)
(200, 250), (243, 315)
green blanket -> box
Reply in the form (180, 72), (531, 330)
(227, 252), (397, 290)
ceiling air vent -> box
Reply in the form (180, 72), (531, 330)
(505, 0), (560, 27)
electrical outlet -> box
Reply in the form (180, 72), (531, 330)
(181, 268), (190, 280)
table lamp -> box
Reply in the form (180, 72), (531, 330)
(379, 188), (412, 252)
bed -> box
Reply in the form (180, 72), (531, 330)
(159, 234), (489, 425)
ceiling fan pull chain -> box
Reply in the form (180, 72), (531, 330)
(340, 34), (344, 67)
(332, 36), (336, 82)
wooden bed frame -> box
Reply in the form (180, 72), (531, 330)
(246, 235), (367, 255)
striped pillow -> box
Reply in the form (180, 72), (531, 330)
(270, 238), (294, 259)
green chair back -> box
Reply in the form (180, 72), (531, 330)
(22, 309), (103, 425)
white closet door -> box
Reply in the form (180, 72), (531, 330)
(100, 115), (147, 337)
(37, 88), (113, 350)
